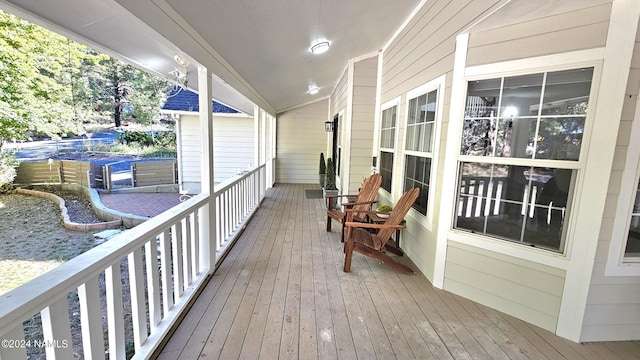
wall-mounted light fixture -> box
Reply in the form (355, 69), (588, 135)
(310, 41), (330, 55)
(324, 120), (333, 132)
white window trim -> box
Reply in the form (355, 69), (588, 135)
(401, 75), (446, 230)
(606, 93), (640, 276)
(378, 97), (401, 195)
(443, 48), (604, 268)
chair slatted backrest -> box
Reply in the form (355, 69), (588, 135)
(351, 174), (382, 217)
(376, 187), (420, 244)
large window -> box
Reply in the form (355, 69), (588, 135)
(404, 78), (443, 217)
(455, 67), (594, 253)
(379, 102), (397, 193)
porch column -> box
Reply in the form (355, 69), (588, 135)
(198, 66), (216, 274)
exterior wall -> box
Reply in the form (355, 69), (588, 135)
(583, 24), (640, 341)
(348, 57), (378, 193)
(178, 113), (255, 192)
(466, 2), (612, 67)
(378, 0), (506, 287)
(445, 242), (566, 331)
(276, 99), (329, 184)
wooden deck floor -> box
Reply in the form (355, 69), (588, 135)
(156, 184), (640, 359)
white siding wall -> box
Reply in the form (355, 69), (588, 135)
(178, 114), (255, 192)
(276, 99), (329, 184)
(583, 24), (640, 341)
(378, 0), (622, 335)
(379, 0), (505, 285)
(348, 57), (378, 193)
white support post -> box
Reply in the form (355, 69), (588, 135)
(198, 66), (216, 274)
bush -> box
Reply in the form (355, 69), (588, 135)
(0, 151), (17, 193)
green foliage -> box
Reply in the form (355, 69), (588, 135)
(319, 152), (326, 174)
(0, 9), (172, 145)
(377, 205), (393, 212)
(324, 157), (337, 190)
(0, 151), (17, 193)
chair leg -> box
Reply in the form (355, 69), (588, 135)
(326, 216), (331, 232)
(343, 240), (354, 272)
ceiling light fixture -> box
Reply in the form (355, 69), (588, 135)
(310, 41), (330, 55)
(308, 85), (320, 95)
(173, 54), (189, 67)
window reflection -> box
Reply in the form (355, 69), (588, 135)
(462, 68), (592, 161)
(455, 163), (573, 252)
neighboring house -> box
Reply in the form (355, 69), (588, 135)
(162, 89), (254, 192)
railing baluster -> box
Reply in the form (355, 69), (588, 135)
(106, 264), (126, 359)
(0, 166), (267, 360)
(191, 211), (200, 277)
(160, 229), (174, 314)
(172, 223), (184, 298)
(146, 236), (162, 329)
(128, 247), (148, 351)
(182, 217), (193, 286)
(78, 279), (106, 360)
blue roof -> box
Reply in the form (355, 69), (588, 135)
(162, 88), (239, 113)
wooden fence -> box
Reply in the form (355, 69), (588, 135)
(14, 159), (178, 188)
(14, 160), (91, 187)
(131, 160), (178, 187)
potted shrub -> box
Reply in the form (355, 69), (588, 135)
(376, 204), (393, 218)
(319, 152), (326, 188)
(323, 157), (339, 209)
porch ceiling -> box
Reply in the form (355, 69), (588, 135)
(0, 0), (421, 115)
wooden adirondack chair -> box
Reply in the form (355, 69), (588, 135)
(326, 173), (382, 242)
(343, 187), (420, 274)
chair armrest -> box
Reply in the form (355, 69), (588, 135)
(342, 200), (377, 208)
(325, 193), (357, 200)
(344, 222), (405, 230)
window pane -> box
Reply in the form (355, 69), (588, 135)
(541, 68), (593, 116)
(466, 79), (501, 118)
(535, 117), (584, 160)
(494, 117), (537, 158)
(455, 163), (571, 252)
(426, 91), (437, 122)
(408, 98), (419, 125)
(404, 154), (430, 215)
(380, 151), (394, 193)
(461, 118), (495, 156)
(501, 73), (543, 118)
(626, 181), (640, 257)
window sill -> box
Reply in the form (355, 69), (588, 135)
(448, 230), (570, 270)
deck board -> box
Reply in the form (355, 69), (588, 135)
(156, 184), (640, 359)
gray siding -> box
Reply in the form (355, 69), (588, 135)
(583, 24), (640, 342)
(444, 242), (566, 332)
(349, 57), (378, 192)
(467, 3), (612, 67)
(276, 100), (329, 184)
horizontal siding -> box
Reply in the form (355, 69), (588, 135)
(583, 25), (640, 341)
(330, 67), (348, 117)
(382, 0), (502, 103)
(444, 241), (566, 332)
(178, 114), (254, 187)
(348, 57), (377, 192)
(276, 99), (329, 184)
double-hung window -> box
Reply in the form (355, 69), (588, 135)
(455, 67), (594, 253)
(404, 76), (444, 219)
(379, 100), (398, 193)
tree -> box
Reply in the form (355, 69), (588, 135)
(0, 10), (104, 148)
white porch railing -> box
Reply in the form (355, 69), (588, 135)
(0, 165), (267, 360)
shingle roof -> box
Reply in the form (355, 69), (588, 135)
(162, 88), (239, 113)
